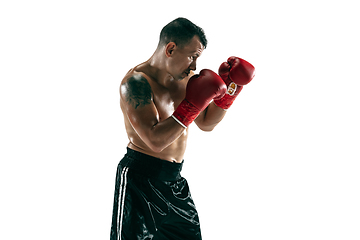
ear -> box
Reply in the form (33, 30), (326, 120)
(165, 42), (177, 57)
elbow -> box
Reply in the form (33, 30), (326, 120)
(198, 125), (216, 132)
(146, 139), (168, 153)
(197, 123), (217, 132)
(195, 118), (220, 132)
(149, 145), (165, 153)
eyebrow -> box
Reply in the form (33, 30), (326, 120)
(189, 48), (203, 57)
(190, 51), (201, 57)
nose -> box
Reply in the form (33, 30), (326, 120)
(189, 60), (197, 71)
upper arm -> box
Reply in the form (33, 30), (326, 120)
(120, 73), (152, 109)
(120, 73), (159, 136)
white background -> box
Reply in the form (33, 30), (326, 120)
(1, 0), (359, 239)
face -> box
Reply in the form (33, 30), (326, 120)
(165, 36), (204, 80)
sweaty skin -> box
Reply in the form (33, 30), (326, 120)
(120, 36), (226, 163)
(120, 68), (189, 163)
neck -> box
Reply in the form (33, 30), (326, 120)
(146, 49), (174, 87)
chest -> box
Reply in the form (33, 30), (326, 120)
(152, 84), (185, 121)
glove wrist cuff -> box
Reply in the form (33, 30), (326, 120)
(172, 99), (201, 128)
(213, 94), (237, 109)
(213, 83), (243, 109)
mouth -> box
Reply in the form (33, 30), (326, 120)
(179, 70), (191, 80)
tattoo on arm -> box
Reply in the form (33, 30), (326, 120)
(122, 74), (152, 109)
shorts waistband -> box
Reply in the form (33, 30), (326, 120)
(120, 147), (183, 181)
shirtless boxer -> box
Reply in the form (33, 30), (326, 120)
(111, 18), (255, 240)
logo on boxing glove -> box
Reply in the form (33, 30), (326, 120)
(226, 82), (237, 96)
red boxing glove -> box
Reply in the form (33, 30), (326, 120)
(172, 69), (226, 128)
(214, 56), (255, 109)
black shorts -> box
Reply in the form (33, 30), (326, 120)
(110, 148), (202, 240)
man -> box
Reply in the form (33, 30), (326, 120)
(111, 17), (255, 240)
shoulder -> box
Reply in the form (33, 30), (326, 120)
(120, 71), (153, 109)
(121, 72), (151, 89)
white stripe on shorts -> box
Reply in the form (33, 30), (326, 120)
(117, 167), (129, 240)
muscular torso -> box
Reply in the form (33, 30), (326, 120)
(120, 63), (192, 162)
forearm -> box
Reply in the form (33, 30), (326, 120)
(195, 101), (226, 131)
(144, 117), (186, 152)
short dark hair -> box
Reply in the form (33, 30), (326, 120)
(158, 17), (207, 49)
